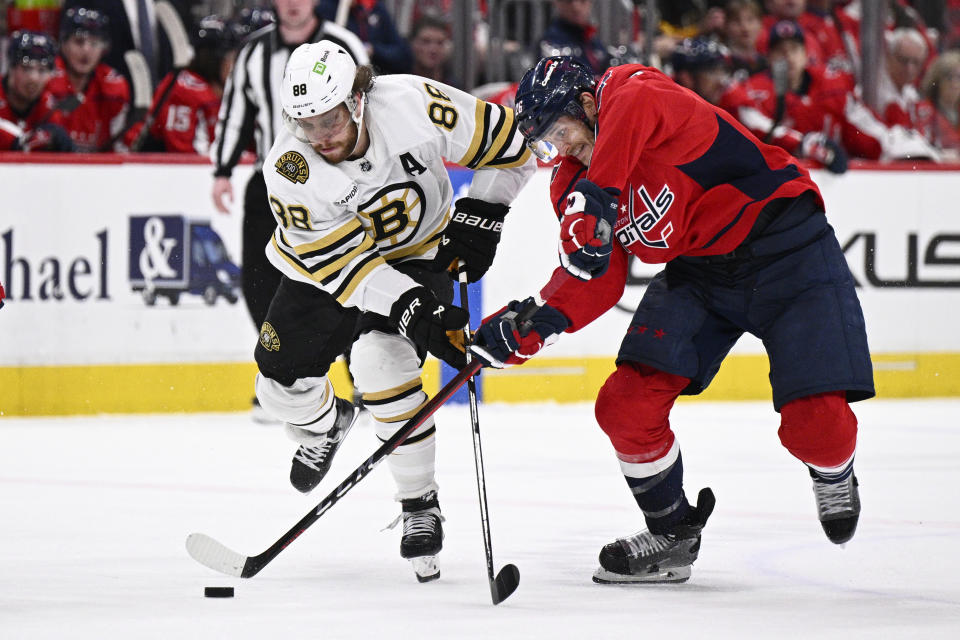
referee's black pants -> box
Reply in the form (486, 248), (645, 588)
(242, 170), (282, 331)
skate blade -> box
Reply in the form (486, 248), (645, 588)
(411, 556), (440, 583)
(592, 565), (691, 584)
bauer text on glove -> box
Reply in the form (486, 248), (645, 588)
(433, 198), (509, 282)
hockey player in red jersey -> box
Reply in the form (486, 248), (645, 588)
(125, 16), (237, 153)
(0, 31), (73, 152)
(472, 56), (874, 583)
(47, 8), (130, 152)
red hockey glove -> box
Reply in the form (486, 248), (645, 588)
(560, 179), (620, 281)
(800, 132), (848, 174)
(470, 297), (570, 368)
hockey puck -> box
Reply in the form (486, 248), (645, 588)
(204, 586), (234, 598)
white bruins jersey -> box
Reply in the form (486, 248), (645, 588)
(262, 75), (535, 317)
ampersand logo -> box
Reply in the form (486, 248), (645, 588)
(138, 217), (178, 281)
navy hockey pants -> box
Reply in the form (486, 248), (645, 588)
(617, 192), (875, 410)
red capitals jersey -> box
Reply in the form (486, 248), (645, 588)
(877, 81), (935, 140)
(47, 58), (130, 152)
(0, 79), (67, 150)
(720, 65), (883, 160)
(125, 70), (220, 154)
(540, 65), (821, 330)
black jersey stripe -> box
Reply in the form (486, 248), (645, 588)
(466, 103), (493, 169)
(376, 425), (436, 445)
(297, 225), (366, 261)
(327, 250), (383, 292)
(361, 383), (423, 406)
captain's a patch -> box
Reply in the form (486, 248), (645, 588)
(275, 151), (309, 184)
(259, 322), (280, 351)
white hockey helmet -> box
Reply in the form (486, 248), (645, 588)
(281, 40), (363, 141)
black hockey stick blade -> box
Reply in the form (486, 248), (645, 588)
(186, 360), (481, 579)
(492, 563), (520, 605)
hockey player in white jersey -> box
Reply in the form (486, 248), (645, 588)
(253, 41), (535, 581)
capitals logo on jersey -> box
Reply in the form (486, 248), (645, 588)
(616, 182), (675, 250)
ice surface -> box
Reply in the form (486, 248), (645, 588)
(1, 399), (958, 639)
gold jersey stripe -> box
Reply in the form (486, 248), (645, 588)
(335, 254), (388, 305)
(375, 398), (430, 423)
(476, 107), (516, 168)
(362, 377), (423, 402)
(487, 146), (532, 169)
(312, 233), (376, 282)
(457, 99), (488, 167)
(291, 218), (363, 255)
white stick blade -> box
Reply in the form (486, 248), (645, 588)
(123, 50), (152, 109)
(185, 533), (246, 577)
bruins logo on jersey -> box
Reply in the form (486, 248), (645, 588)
(259, 322), (280, 351)
(275, 151), (309, 184)
(357, 181), (427, 247)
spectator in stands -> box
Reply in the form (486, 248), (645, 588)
(125, 15), (238, 154)
(722, 19), (939, 167)
(671, 37), (732, 105)
(409, 15), (458, 87)
(723, 0), (767, 80)
(537, 0), (611, 76)
(878, 28), (935, 137)
(317, 0), (412, 74)
(922, 50), (960, 156)
(756, 0), (851, 73)
(47, 8), (131, 152)
(0, 31), (74, 152)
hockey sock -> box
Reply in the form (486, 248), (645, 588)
(619, 445), (691, 535)
(808, 452), (856, 483)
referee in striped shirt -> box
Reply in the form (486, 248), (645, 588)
(210, 0), (368, 349)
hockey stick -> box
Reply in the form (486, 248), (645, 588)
(764, 58), (789, 143)
(335, 0), (352, 27)
(458, 262), (520, 605)
(128, 1), (193, 151)
(186, 359), (481, 579)
(155, 0), (194, 69)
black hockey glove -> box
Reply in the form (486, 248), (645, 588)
(559, 179), (620, 280)
(389, 286), (469, 369)
(433, 198), (509, 282)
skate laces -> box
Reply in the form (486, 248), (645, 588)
(620, 530), (674, 559)
(293, 427), (341, 471)
(382, 505), (444, 534)
(812, 475), (857, 517)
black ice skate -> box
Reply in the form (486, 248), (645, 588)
(810, 468), (860, 544)
(593, 487), (716, 584)
(398, 490), (444, 583)
(289, 397), (358, 494)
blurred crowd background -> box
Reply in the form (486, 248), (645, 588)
(1, 0), (959, 167)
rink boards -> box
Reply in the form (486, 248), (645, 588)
(1, 155), (958, 415)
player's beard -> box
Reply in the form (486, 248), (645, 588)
(312, 121), (360, 165)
